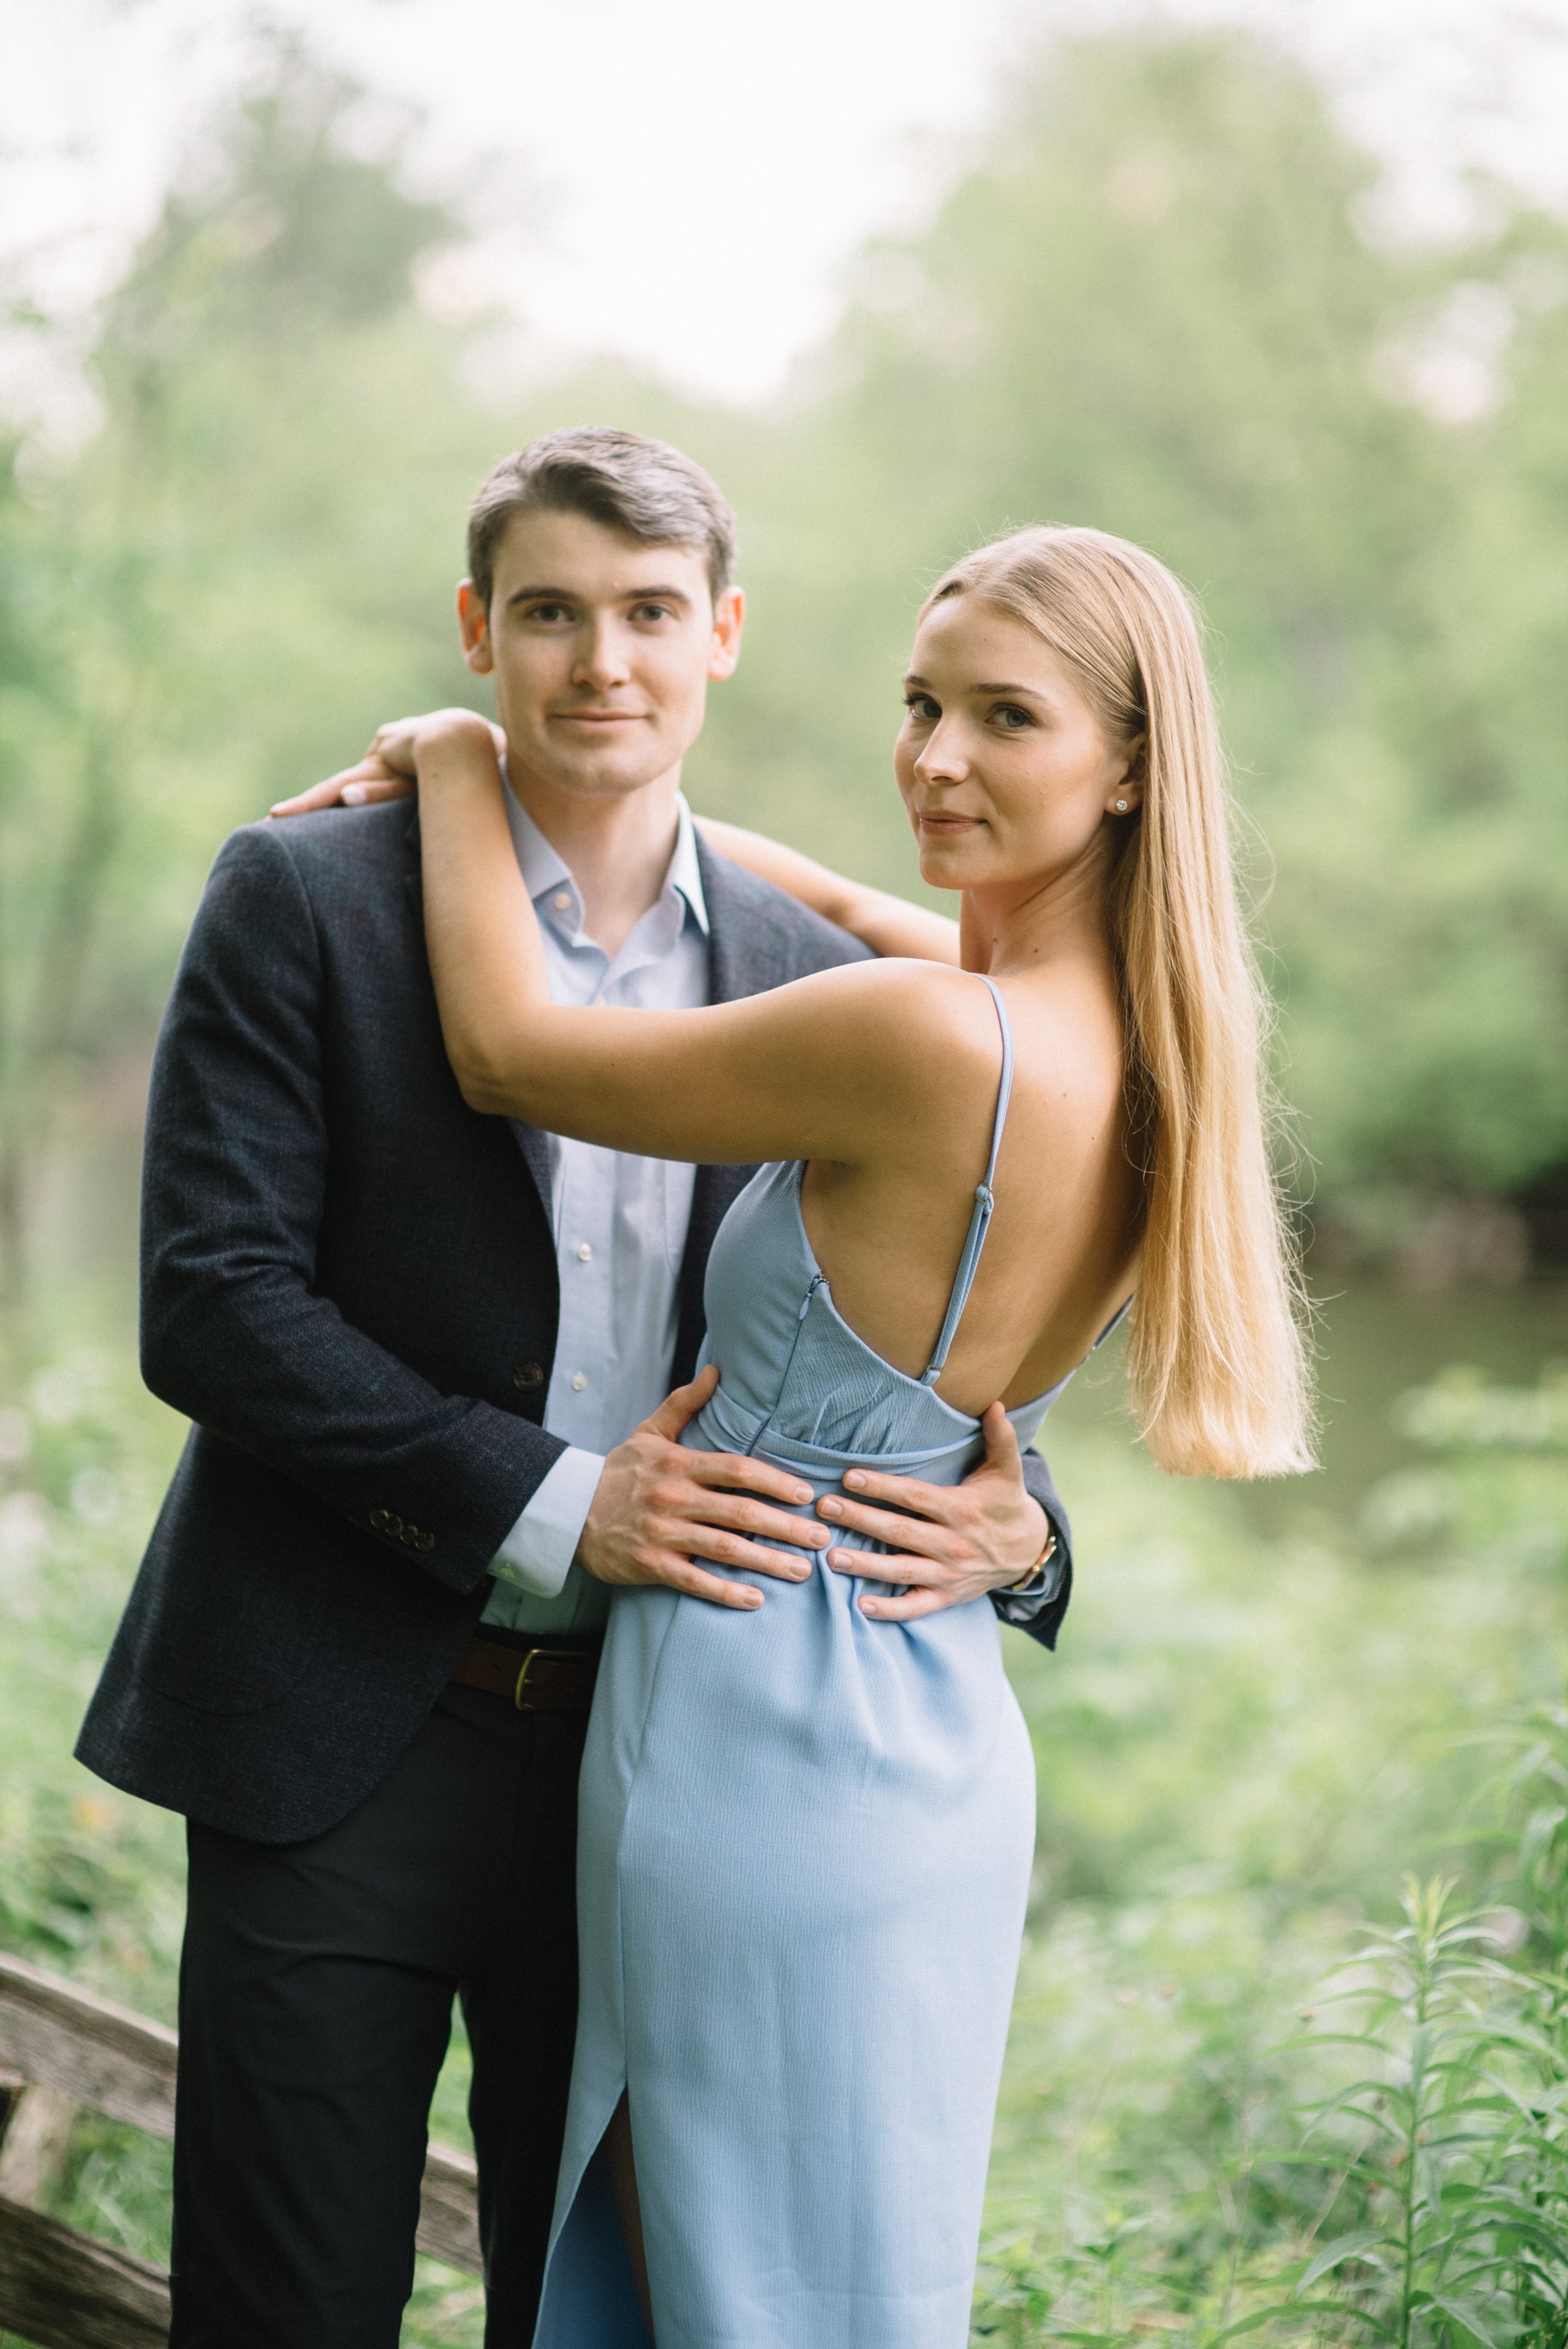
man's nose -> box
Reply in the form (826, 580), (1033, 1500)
(572, 620), (632, 692)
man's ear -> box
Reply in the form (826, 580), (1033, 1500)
(707, 584), (745, 683)
(457, 579), (494, 677)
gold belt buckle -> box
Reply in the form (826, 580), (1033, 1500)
(514, 1647), (577, 1709)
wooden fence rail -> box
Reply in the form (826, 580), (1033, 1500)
(0, 1949), (481, 2348)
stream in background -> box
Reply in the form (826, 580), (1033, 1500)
(1022, 1270), (1568, 1536)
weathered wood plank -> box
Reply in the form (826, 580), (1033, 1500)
(0, 2195), (169, 2349)
(0, 2083), (78, 2206)
(0, 1956), (176, 2141)
(0, 1950), (483, 2289)
(415, 2138), (483, 2275)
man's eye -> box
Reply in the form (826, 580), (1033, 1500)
(632, 602), (674, 623)
(528, 602), (573, 624)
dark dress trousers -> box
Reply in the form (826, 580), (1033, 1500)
(77, 804), (1077, 2346)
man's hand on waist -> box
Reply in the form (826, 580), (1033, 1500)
(577, 1365), (829, 1613)
(814, 1402), (1053, 1622)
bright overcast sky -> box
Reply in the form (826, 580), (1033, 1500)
(4, 0), (1568, 404)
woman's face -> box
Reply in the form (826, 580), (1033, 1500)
(894, 595), (1140, 896)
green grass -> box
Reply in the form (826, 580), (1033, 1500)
(3, 1339), (1567, 2345)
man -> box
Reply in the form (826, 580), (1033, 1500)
(78, 428), (1074, 2346)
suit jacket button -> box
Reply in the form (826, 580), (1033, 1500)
(401, 1523), (419, 1545)
(384, 1513), (404, 1537)
(511, 1362), (545, 1392)
(416, 1530), (436, 1552)
(369, 1508), (391, 1532)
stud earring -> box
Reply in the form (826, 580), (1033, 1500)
(1114, 798), (1130, 812)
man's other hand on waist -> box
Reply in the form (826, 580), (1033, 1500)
(576, 1365), (829, 1613)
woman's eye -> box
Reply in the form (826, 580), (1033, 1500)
(993, 703), (1033, 730)
(903, 695), (939, 723)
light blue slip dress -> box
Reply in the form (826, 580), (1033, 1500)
(532, 978), (1119, 2349)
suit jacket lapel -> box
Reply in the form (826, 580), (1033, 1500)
(404, 809), (557, 1225)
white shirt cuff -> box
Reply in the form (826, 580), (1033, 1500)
(491, 1448), (606, 1598)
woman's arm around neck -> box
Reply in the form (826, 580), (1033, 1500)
(413, 715), (996, 1172)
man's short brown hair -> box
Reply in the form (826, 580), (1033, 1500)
(467, 428), (738, 610)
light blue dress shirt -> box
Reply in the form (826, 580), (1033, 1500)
(479, 780), (710, 1638)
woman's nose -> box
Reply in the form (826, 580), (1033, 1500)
(915, 722), (969, 786)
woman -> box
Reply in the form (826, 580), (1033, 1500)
(346, 524), (1311, 2347)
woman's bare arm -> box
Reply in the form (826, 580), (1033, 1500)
(412, 714), (989, 1169)
(694, 818), (960, 965)
(266, 727), (960, 966)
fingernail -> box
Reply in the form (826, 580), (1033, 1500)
(792, 1485), (812, 1503)
(808, 1527), (830, 1545)
(819, 1497), (842, 1517)
(844, 1472), (866, 1490)
(343, 783), (367, 805)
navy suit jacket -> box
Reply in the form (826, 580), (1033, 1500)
(78, 806), (1074, 1843)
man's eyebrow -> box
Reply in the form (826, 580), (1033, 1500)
(505, 582), (694, 608)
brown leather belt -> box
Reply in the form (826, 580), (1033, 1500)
(449, 1635), (601, 1711)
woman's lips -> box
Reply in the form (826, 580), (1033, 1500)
(916, 812), (980, 832)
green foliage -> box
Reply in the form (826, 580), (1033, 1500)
(2, 1329), (1568, 2345)
(676, 30), (1568, 1217)
(4, 17), (1568, 1316)
(0, 41), (494, 1328)
(1257, 1879), (1568, 2346)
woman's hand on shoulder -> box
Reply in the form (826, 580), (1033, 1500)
(268, 713), (505, 820)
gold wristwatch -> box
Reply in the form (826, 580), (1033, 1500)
(1003, 1529), (1058, 1596)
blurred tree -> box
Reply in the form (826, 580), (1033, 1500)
(680, 29), (1568, 1243)
(1271, 207), (1568, 1211)
(3, 17), (1567, 1350)
(0, 40), (497, 1348)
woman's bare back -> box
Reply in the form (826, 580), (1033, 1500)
(796, 960), (1140, 1415)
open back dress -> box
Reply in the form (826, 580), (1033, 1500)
(531, 976), (1121, 2349)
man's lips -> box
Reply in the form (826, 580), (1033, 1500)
(550, 708), (648, 725)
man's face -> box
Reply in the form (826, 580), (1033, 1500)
(457, 507), (743, 804)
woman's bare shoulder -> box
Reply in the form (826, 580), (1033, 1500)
(1000, 968), (1127, 1148)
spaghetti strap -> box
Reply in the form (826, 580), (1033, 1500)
(919, 976), (1013, 1387)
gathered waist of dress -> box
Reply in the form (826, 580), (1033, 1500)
(690, 1389), (985, 1490)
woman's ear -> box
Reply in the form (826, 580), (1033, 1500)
(1108, 734), (1146, 814)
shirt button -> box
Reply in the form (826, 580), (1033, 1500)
(570, 1371), (587, 1392)
(552, 891), (571, 912)
(575, 1242), (592, 1262)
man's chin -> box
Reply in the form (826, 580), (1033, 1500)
(512, 749), (675, 804)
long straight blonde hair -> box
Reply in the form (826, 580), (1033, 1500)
(923, 526), (1314, 1479)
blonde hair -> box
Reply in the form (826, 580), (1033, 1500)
(924, 526), (1313, 1478)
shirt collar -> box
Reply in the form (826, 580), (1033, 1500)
(499, 760), (709, 938)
